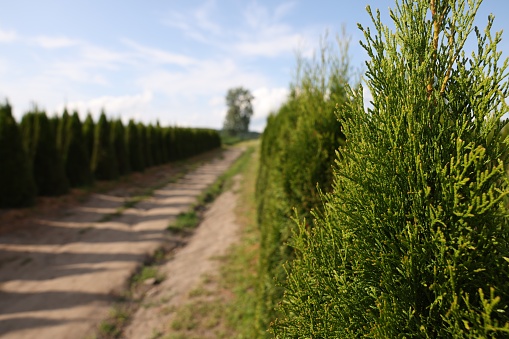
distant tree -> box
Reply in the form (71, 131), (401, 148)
(110, 118), (130, 176)
(91, 111), (118, 180)
(126, 119), (144, 172)
(64, 112), (93, 187)
(222, 87), (254, 136)
(82, 112), (95, 162)
(25, 109), (69, 196)
(56, 108), (70, 153)
(0, 101), (36, 207)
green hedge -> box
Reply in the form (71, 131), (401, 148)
(255, 37), (353, 336)
(274, 1), (509, 337)
(1, 103), (221, 208)
(0, 101), (36, 207)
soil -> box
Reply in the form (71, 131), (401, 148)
(0, 147), (244, 339)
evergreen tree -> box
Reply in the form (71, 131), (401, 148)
(138, 123), (153, 168)
(126, 119), (144, 172)
(28, 110), (69, 196)
(64, 112), (93, 187)
(275, 0), (509, 337)
(82, 112), (95, 163)
(110, 118), (130, 176)
(0, 101), (36, 207)
(91, 111), (118, 180)
(56, 108), (70, 153)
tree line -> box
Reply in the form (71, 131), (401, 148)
(0, 104), (221, 208)
(256, 0), (509, 337)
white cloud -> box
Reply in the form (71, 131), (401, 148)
(0, 28), (17, 43)
(251, 87), (289, 131)
(56, 90), (154, 121)
(33, 36), (78, 49)
(138, 58), (268, 96)
(122, 39), (196, 66)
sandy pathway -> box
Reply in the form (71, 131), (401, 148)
(0, 147), (243, 339)
(123, 175), (242, 338)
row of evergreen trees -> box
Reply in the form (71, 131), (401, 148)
(0, 104), (221, 208)
(254, 37), (353, 336)
(258, 0), (509, 337)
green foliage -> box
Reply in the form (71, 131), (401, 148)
(56, 108), (70, 153)
(110, 119), (130, 176)
(22, 109), (69, 196)
(126, 119), (145, 172)
(64, 112), (93, 187)
(274, 1), (509, 337)
(139, 123), (153, 168)
(91, 111), (118, 180)
(223, 87), (254, 136)
(82, 112), (95, 164)
(255, 34), (353, 335)
(0, 101), (36, 207)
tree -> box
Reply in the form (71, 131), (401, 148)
(275, 0), (509, 337)
(126, 119), (144, 172)
(82, 112), (95, 165)
(222, 87), (254, 136)
(110, 119), (130, 176)
(23, 109), (69, 196)
(64, 112), (93, 187)
(0, 101), (36, 207)
(91, 111), (118, 180)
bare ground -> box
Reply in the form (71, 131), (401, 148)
(0, 147), (244, 339)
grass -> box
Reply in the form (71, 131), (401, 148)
(163, 140), (261, 338)
(131, 265), (165, 286)
(166, 143), (256, 233)
(167, 210), (200, 233)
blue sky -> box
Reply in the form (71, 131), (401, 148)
(0, 1), (508, 131)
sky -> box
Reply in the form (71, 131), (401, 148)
(0, 1), (508, 132)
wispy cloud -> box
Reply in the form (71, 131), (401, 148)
(0, 27), (17, 43)
(122, 39), (196, 66)
(33, 36), (79, 49)
(57, 90), (154, 121)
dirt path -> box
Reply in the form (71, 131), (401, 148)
(124, 175), (243, 338)
(0, 147), (244, 339)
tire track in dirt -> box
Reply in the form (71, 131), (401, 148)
(0, 147), (243, 339)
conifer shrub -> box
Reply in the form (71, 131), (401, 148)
(91, 112), (118, 180)
(126, 119), (145, 172)
(23, 109), (69, 196)
(56, 108), (70, 153)
(111, 119), (130, 176)
(0, 101), (36, 207)
(138, 123), (153, 168)
(82, 113), (95, 164)
(255, 36), (352, 335)
(274, 0), (509, 337)
(64, 112), (93, 187)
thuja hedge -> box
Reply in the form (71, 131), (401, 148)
(254, 37), (353, 336)
(273, 0), (509, 337)
(0, 105), (221, 207)
(0, 101), (36, 207)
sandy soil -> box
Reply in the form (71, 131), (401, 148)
(123, 175), (242, 338)
(0, 147), (243, 339)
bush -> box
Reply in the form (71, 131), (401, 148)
(64, 112), (93, 187)
(22, 109), (69, 196)
(126, 119), (145, 172)
(274, 1), (509, 337)
(0, 101), (36, 207)
(111, 119), (130, 176)
(91, 111), (118, 180)
(82, 113), (95, 164)
(255, 35), (352, 335)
